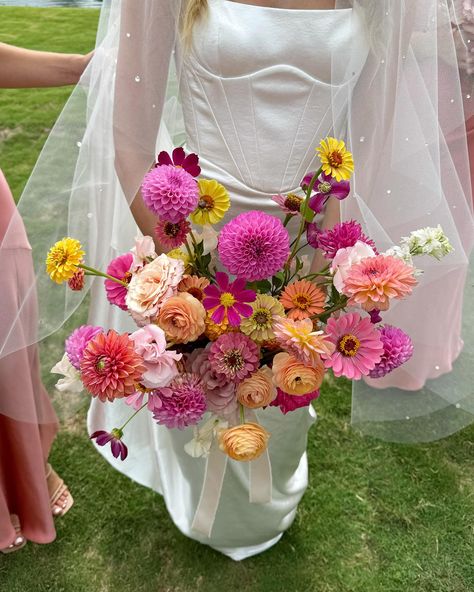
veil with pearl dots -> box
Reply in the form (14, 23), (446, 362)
(0, 0), (473, 441)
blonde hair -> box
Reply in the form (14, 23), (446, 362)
(182, 0), (209, 46)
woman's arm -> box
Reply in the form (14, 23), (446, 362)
(130, 187), (160, 243)
(0, 42), (92, 88)
(309, 196), (341, 274)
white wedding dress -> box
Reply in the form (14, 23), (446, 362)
(87, 0), (369, 560)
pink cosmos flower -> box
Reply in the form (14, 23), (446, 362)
(308, 173), (350, 214)
(330, 240), (376, 293)
(105, 252), (133, 310)
(155, 218), (191, 250)
(129, 324), (181, 389)
(141, 164), (199, 223)
(153, 373), (207, 429)
(125, 389), (163, 412)
(318, 221), (377, 259)
(369, 325), (414, 378)
(322, 312), (384, 380)
(270, 388), (320, 414)
(218, 211), (290, 281)
(208, 332), (260, 382)
(203, 271), (256, 326)
(90, 429), (128, 461)
(156, 147), (201, 177)
(65, 325), (103, 370)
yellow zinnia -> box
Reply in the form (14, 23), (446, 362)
(316, 137), (354, 181)
(190, 179), (230, 225)
(240, 294), (285, 343)
(46, 237), (84, 284)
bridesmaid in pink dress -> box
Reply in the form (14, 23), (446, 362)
(0, 43), (91, 553)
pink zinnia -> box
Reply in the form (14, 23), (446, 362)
(105, 252), (133, 311)
(155, 217), (191, 250)
(369, 325), (414, 378)
(322, 312), (384, 380)
(153, 373), (207, 429)
(208, 332), (260, 382)
(203, 271), (256, 326)
(317, 221), (377, 259)
(141, 164), (199, 223)
(156, 147), (201, 177)
(68, 268), (85, 291)
(65, 324), (103, 370)
(80, 330), (145, 402)
(218, 211), (290, 281)
(270, 388), (320, 415)
(342, 255), (417, 312)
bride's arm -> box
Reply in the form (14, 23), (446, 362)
(0, 42), (92, 88)
(309, 197), (341, 274)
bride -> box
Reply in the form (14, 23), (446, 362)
(3, 0), (474, 560)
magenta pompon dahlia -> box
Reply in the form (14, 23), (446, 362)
(203, 271), (256, 326)
(65, 324), (103, 370)
(104, 252), (134, 311)
(156, 147), (201, 177)
(208, 332), (260, 382)
(141, 164), (199, 223)
(218, 211), (290, 281)
(369, 325), (414, 378)
(153, 373), (207, 429)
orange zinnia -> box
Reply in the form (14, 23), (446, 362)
(280, 279), (326, 320)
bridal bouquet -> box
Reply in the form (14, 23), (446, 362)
(48, 138), (453, 462)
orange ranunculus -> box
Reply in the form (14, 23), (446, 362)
(236, 366), (276, 409)
(157, 292), (206, 344)
(218, 423), (270, 461)
(272, 352), (325, 395)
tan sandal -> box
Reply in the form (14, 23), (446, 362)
(46, 464), (74, 518)
(1, 514), (26, 554)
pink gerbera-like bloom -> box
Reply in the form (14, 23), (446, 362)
(155, 217), (191, 250)
(156, 147), (201, 177)
(65, 324), (103, 370)
(218, 211), (290, 281)
(153, 373), (207, 429)
(208, 332), (260, 382)
(369, 325), (414, 378)
(322, 312), (384, 380)
(317, 221), (377, 260)
(141, 164), (199, 223)
(104, 252), (133, 311)
(274, 317), (335, 367)
(271, 193), (303, 215)
(90, 429), (128, 461)
(203, 272), (256, 326)
(80, 330), (145, 402)
(343, 255), (418, 312)
(270, 388), (320, 415)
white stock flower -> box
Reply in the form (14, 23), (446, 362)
(192, 225), (218, 255)
(184, 415), (228, 458)
(51, 353), (84, 393)
(401, 225), (453, 260)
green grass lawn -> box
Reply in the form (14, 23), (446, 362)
(1, 7), (474, 592)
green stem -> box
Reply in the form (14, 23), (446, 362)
(312, 299), (348, 320)
(183, 238), (194, 263)
(119, 403), (148, 432)
(79, 264), (128, 287)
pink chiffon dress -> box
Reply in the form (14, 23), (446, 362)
(0, 168), (58, 547)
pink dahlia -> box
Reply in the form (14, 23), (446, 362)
(342, 255), (417, 312)
(188, 346), (237, 420)
(105, 252), (133, 311)
(90, 429), (128, 461)
(203, 271), (256, 326)
(156, 147), (201, 177)
(153, 373), (207, 429)
(141, 164), (199, 223)
(80, 330), (145, 402)
(218, 211), (290, 281)
(270, 388), (320, 415)
(155, 217), (191, 250)
(317, 221), (377, 260)
(323, 312), (384, 380)
(208, 332), (260, 382)
(65, 324), (103, 370)
(369, 325), (414, 378)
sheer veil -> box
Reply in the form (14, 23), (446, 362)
(1, 0), (473, 441)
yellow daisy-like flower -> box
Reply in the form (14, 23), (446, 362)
(167, 248), (192, 273)
(240, 294), (285, 343)
(316, 137), (354, 182)
(190, 179), (230, 225)
(204, 309), (238, 341)
(46, 237), (84, 284)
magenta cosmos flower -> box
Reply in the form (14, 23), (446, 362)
(65, 324), (103, 370)
(308, 173), (351, 214)
(203, 271), (256, 326)
(154, 217), (191, 250)
(369, 325), (414, 378)
(90, 429), (128, 461)
(218, 211), (290, 281)
(141, 164), (199, 223)
(153, 373), (207, 429)
(208, 332), (260, 382)
(270, 388), (320, 415)
(317, 220), (377, 260)
(156, 147), (201, 178)
(322, 312), (384, 380)
(105, 252), (133, 311)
